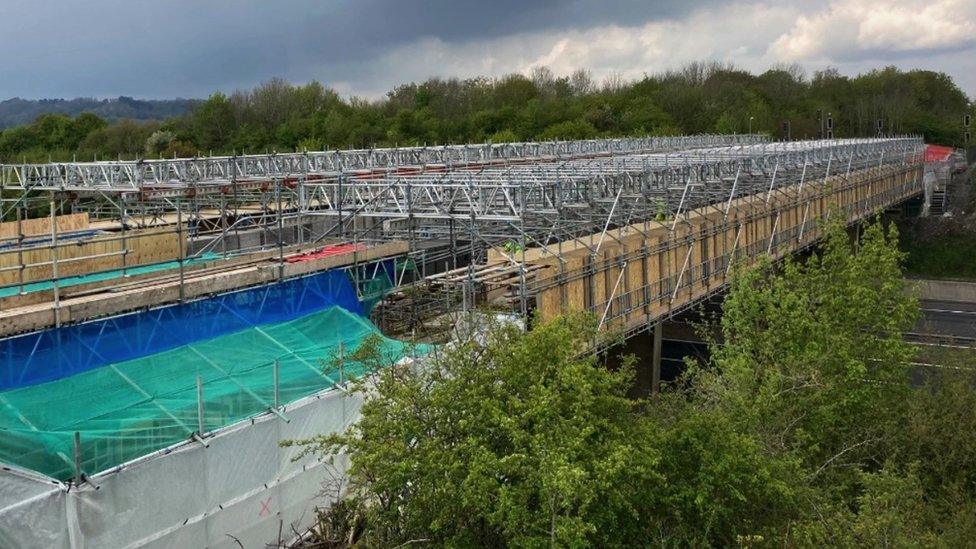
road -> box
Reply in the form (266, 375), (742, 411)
(910, 299), (976, 347)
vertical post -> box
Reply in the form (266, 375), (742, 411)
(558, 235), (567, 310)
(219, 193), (228, 259)
(273, 359), (280, 410)
(449, 217), (457, 270)
(177, 204), (185, 302)
(196, 375), (205, 435)
(337, 174), (344, 238)
(73, 431), (83, 486)
(276, 178), (285, 280)
(651, 322), (662, 394)
(297, 180), (307, 246)
(518, 184), (527, 319)
(467, 175), (477, 312)
(120, 208), (128, 278)
(16, 207), (24, 295)
(50, 194), (61, 328)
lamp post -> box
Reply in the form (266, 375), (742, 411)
(748, 116), (754, 134)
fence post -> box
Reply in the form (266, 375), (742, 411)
(177, 204), (185, 302)
(196, 375), (205, 435)
(50, 194), (61, 328)
(73, 431), (83, 486)
(273, 359), (280, 410)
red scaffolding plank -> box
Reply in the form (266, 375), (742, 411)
(924, 145), (954, 162)
(284, 243), (366, 263)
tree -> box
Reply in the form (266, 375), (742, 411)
(78, 119), (159, 159)
(288, 314), (651, 547)
(144, 130), (175, 156)
(538, 119), (598, 141)
(569, 69), (595, 96)
(699, 219), (918, 481)
(2, 63), (972, 161)
(287, 218), (975, 546)
(191, 93), (236, 152)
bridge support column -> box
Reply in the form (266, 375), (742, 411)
(651, 322), (662, 394)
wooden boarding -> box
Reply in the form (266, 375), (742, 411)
(493, 164), (922, 335)
(0, 241), (319, 310)
(0, 212), (89, 239)
(0, 228), (183, 286)
(0, 240), (410, 337)
(427, 261), (551, 288)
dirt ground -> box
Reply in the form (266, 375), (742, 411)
(905, 164), (975, 240)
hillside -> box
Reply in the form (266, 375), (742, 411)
(0, 65), (972, 163)
(0, 96), (199, 129)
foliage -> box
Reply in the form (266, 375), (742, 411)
(291, 219), (976, 547)
(679, 220), (973, 546)
(2, 63), (973, 163)
(899, 169), (976, 280)
(901, 227), (976, 279)
(289, 314), (651, 547)
(702, 219), (918, 477)
(0, 96), (197, 130)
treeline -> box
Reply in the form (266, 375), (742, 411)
(1, 63), (973, 163)
(0, 96), (197, 130)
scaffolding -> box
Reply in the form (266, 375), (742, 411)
(0, 135), (925, 336)
(0, 135), (766, 332)
(323, 137), (924, 329)
(0, 133), (928, 548)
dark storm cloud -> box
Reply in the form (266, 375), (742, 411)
(0, 0), (720, 98)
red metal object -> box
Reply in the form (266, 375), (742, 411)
(924, 145), (954, 162)
(284, 243), (366, 263)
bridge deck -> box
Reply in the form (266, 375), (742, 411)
(456, 163), (922, 337)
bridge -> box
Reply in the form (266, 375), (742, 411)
(0, 135), (923, 339)
(0, 134), (927, 549)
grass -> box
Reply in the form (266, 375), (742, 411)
(901, 231), (976, 280)
(899, 167), (976, 280)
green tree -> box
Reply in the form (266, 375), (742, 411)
(289, 314), (650, 547)
(2, 63), (972, 160)
(191, 93), (236, 152)
(78, 119), (160, 159)
(699, 219), (918, 481)
(538, 119), (598, 141)
(286, 218), (976, 547)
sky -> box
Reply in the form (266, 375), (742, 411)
(1, 0), (974, 100)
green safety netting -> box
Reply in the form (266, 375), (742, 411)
(360, 270), (395, 314)
(0, 306), (423, 481)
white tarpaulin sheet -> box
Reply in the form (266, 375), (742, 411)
(0, 387), (363, 548)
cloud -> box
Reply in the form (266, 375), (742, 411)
(770, 0), (976, 62)
(0, 0), (972, 99)
(349, 2), (800, 96)
(342, 0), (975, 98)
(0, 0), (718, 99)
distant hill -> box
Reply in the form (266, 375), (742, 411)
(0, 96), (200, 129)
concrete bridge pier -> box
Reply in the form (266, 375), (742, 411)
(612, 321), (663, 397)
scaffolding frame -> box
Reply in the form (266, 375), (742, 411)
(0, 135), (762, 323)
(316, 137), (924, 323)
(0, 134), (923, 336)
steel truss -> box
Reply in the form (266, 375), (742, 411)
(0, 135), (765, 193)
(0, 134), (772, 261)
(0, 135), (925, 335)
(309, 137), (923, 250)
